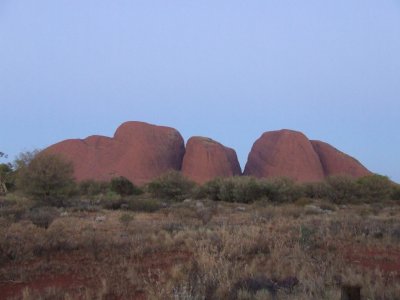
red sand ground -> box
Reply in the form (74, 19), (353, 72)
(0, 250), (191, 299)
(1, 245), (399, 299)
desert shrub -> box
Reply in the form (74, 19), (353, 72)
(24, 206), (59, 228)
(299, 224), (318, 250)
(0, 163), (15, 193)
(119, 213), (134, 228)
(0, 196), (33, 222)
(391, 184), (400, 200)
(1, 221), (46, 261)
(231, 177), (266, 203)
(79, 180), (110, 196)
(356, 174), (393, 202)
(217, 178), (236, 202)
(0, 205), (28, 223)
(162, 222), (184, 233)
(15, 152), (75, 206)
(0, 195), (19, 210)
(197, 177), (266, 203)
(110, 176), (142, 196)
(148, 171), (195, 201)
(98, 191), (124, 209)
(127, 197), (163, 212)
(194, 178), (223, 200)
(318, 201), (336, 212)
(263, 177), (304, 203)
(325, 175), (358, 204)
(13, 150), (40, 169)
(303, 181), (329, 199)
(294, 197), (314, 206)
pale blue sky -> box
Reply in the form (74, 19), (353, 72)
(1, 1), (399, 181)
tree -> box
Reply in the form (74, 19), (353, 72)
(148, 171), (195, 201)
(110, 176), (142, 196)
(0, 151), (12, 194)
(0, 163), (14, 194)
(16, 152), (75, 205)
(13, 150), (40, 170)
(357, 174), (393, 202)
(325, 175), (358, 204)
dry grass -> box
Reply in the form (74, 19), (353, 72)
(0, 199), (400, 299)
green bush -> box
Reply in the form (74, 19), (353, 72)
(147, 171), (195, 201)
(196, 177), (266, 203)
(195, 174), (397, 204)
(110, 176), (142, 196)
(263, 177), (304, 203)
(0, 196), (32, 223)
(325, 175), (358, 204)
(194, 178), (223, 200)
(391, 184), (400, 201)
(299, 224), (318, 250)
(13, 150), (40, 170)
(303, 181), (329, 199)
(217, 178), (236, 202)
(98, 191), (124, 209)
(294, 197), (314, 206)
(127, 197), (163, 212)
(0, 163), (15, 193)
(79, 180), (110, 196)
(234, 177), (266, 203)
(15, 152), (75, 206)
(198, 177), (303, 203)
(24, 206), (59, 228)
(356, 174), (393, 202)
(223, 177), (267, 203)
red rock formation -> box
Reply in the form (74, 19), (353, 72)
(45, 121), (185, 185)
(182, 137), (241, 184)
(244, 129), (325, 182)
(311, 140), (371, 178)
(45, 122), (372, 185)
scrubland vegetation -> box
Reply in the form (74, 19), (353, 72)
(0, 151), (400, 299)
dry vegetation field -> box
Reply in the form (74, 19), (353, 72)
(1, 196), (399, 300)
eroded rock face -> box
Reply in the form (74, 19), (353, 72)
(243, 129), (325, 182)
(311, 140), (371, 178)
(182, 137), (241, 184)
(45, 121), (185, 185)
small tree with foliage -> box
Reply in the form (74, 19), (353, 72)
(0, 163), (14, 193)
(325, 175), (358, 204)
(392, 184), (400, 201)
(194, 178), (223, 200)
(148, 171), (195, 201)
(356, 174), (393, 202)
(16, 152), (75, 206)
(205, 177), (266, 203)
(13, 150), (40, 170)
(263, 177), (304, 203)
(79, 180), (110, 196)
(0, 152), (13, 194)
(110, 176), (142, 196)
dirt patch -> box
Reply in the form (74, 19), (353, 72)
(0, 273), (86, 299)
(0, 249), (192, 299)
(344, 245), (400, 275)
